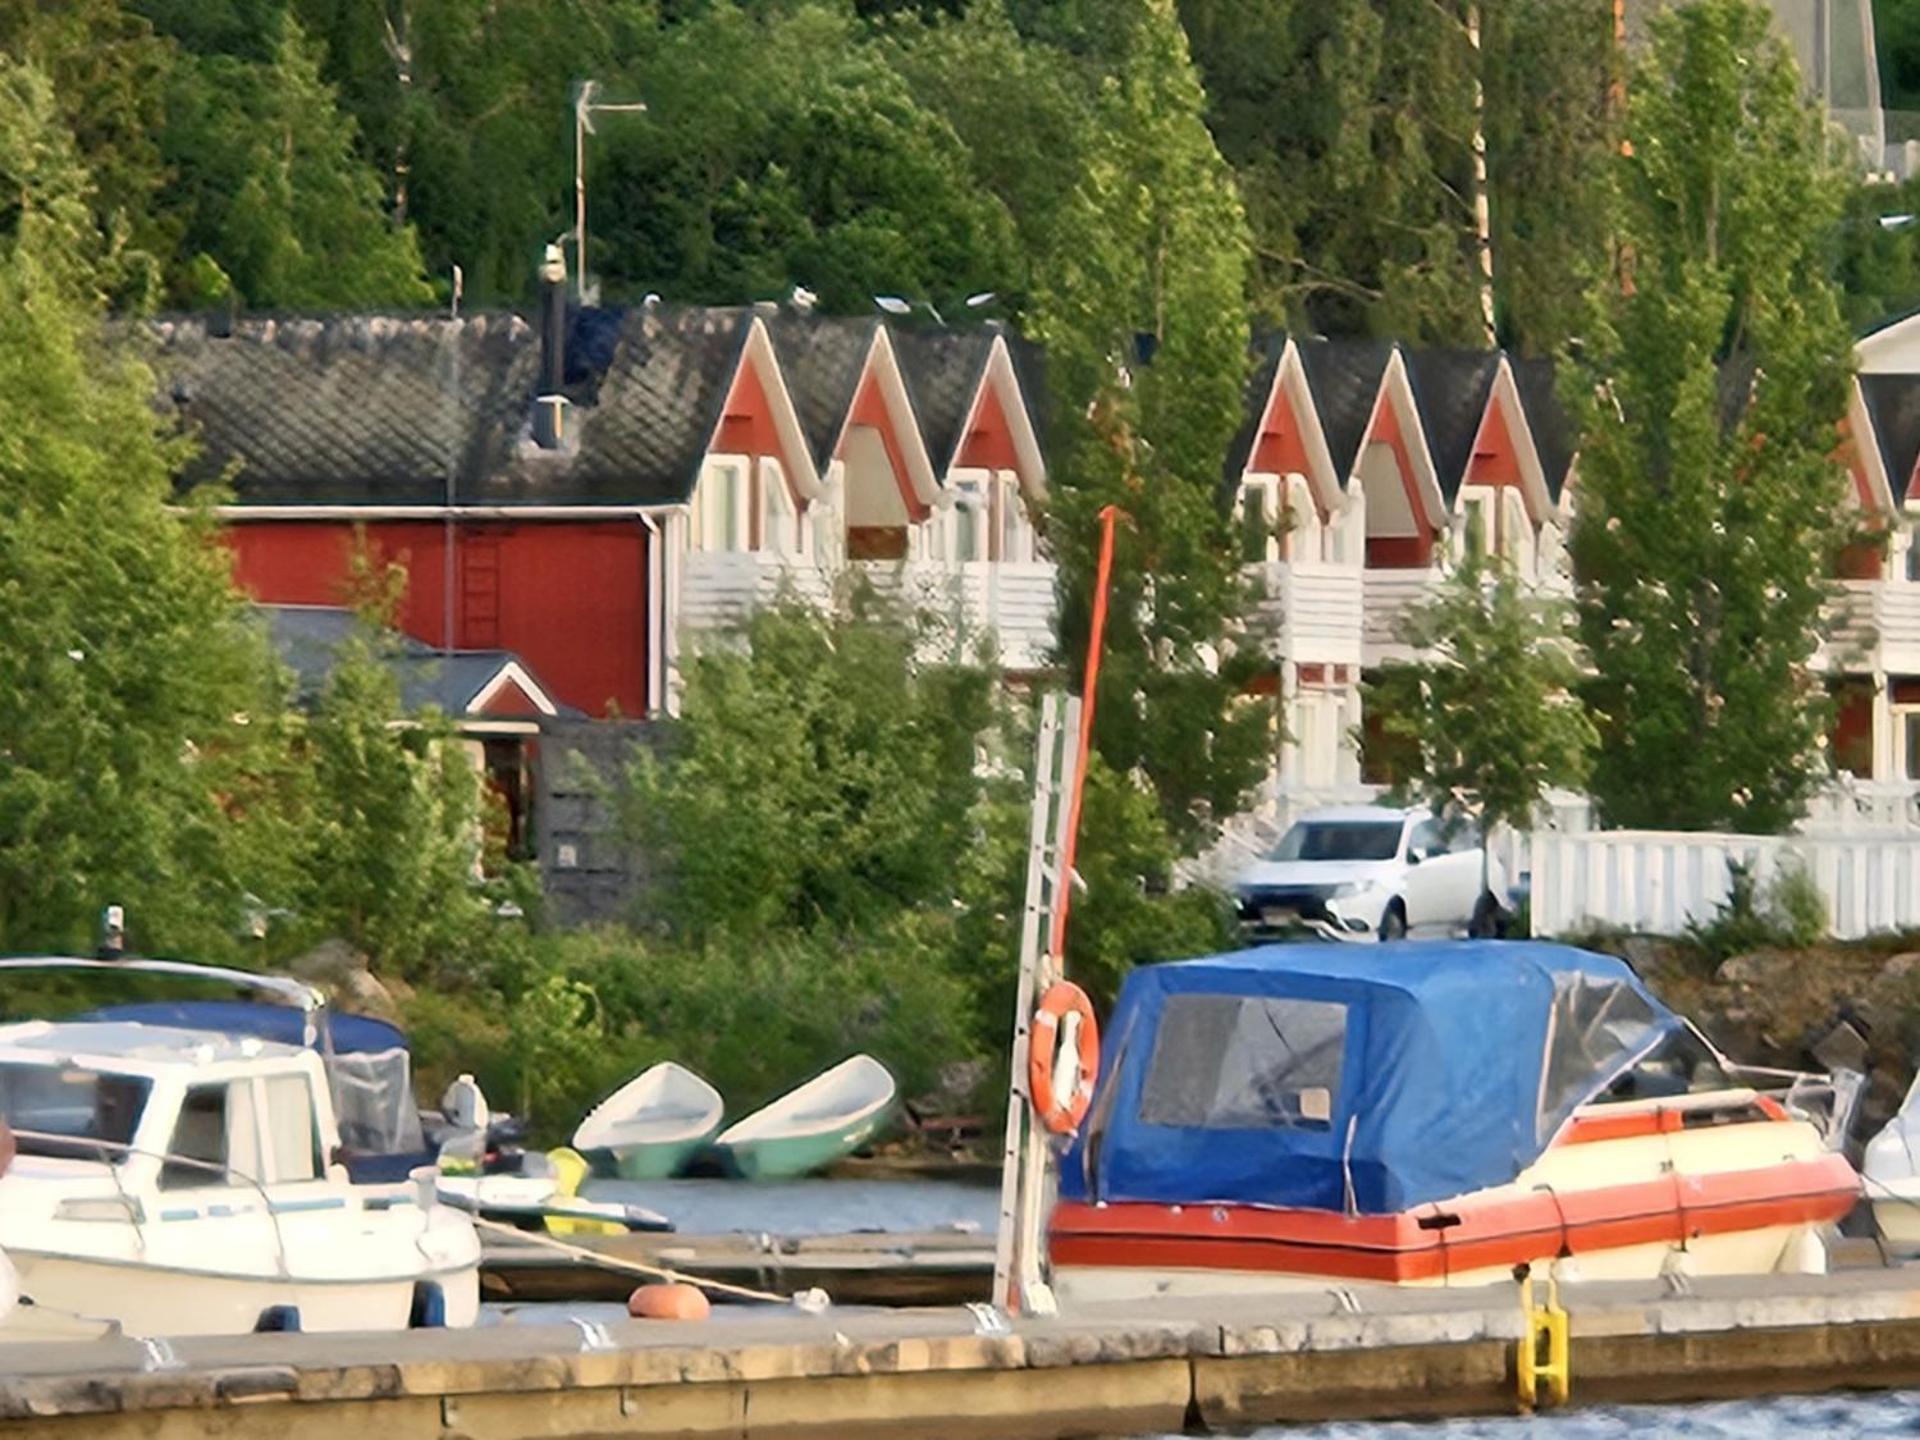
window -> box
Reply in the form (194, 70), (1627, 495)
(1408, 818), (1444, 859)
(995, 476), (1028, 563)
(1269, 820), (1402, 862)
(953, 478), (987, 562)
(1283, 475), (1320, 562)
(759, 460), (797, 556)
(1908, 524), (1920, 583)
(1237, 478), (1278, 564)
(161, 1082), (260, 1190)
(1460, 492), (1493, 561)
(0, 1064), (149, 1161)
(1537, 974), (1666, 1139)
(698, 462), (749, 552)
(1906, 713), (1920, 782)
(262, 1075), (323, 1184)
(1141, 995), (1347, 1129)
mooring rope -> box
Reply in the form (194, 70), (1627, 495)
(470, 1214), (813, 1307)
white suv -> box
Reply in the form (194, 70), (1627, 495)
(1232, 806), (1507, 942)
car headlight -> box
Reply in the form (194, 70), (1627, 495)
(1328, 881), (1373, 900)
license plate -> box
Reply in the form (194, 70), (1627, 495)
(1261, 907), (1292, 927)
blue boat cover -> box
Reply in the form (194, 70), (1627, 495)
(1062, 941), (1682, 1215)
(83, 1000), (408, 1055)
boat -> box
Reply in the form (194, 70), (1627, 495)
(1862, 1072), (1920, 1250)
(1047, 942), (1859, 1303)
(712, 1056), (896, 1180)
(574, 1062), (725, 1180)
(0, 1000), (482, 1336)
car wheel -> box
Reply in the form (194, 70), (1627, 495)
(1468, 891), (1505, 939)
(1378, 902), (1407, 942)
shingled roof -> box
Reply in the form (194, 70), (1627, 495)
(764, 313), (882, 468)
(891, 328), (998, 474)
(262, 604), (575, 719)
(1403, 349), (1502, 502)
(1861, 374), (1920, 505)
(1512, 356), (1576, 502)
(1295, 339), (1394, 480)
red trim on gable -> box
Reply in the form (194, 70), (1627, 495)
(955, 381), (1022, 474)
(842, 368), (930, 522)
(1249, 377), (1318, 509)
(1465, 391), (1524, 491)
(713, 355), (785, 469)
(476, 675), (546, 719)
(1363, 397), (1437, 569)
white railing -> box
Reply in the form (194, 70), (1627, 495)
(1247, 562), (1365, 665)
(856, 559), (1058, 672)
(1361, 568), (1444, 666)
(1819, 579), (1920, 673)
(1530, 827), (1920, 940)
(679, 549), (832, 635)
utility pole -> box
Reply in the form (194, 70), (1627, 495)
(573, 81), (648, 305)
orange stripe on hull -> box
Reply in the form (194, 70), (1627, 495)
(1049, 1153), (1857, 1284)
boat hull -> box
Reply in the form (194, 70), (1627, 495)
(8, 1251), (480, 1336)
(611, 1131), (719, 1181)
(717, 1110), (889, 1181)
(1052, 1114), (1858, 1304)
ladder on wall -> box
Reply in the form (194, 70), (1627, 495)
(990, 690), (1082, 1316)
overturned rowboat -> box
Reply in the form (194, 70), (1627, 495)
(711, 1057), (896, 1181)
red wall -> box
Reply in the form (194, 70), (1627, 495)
(225, 520), (651, 717)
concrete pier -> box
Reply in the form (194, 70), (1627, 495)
(9, 1268), (1920, 1438)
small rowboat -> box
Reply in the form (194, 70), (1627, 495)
(712, 1056), (896, 1181)
(573, 1063), (725, 1181)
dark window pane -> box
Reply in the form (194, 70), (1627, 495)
(1141, 995), (1346, 1130)
(1270, 821), (1402, 862)
(0, 1064), (149, 1160)
(162, 1085), (228, 1190)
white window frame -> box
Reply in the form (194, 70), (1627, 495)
(1500, 488), (1532, 577)
(758, 458), (799, 558)
(995, 472), (1032, 563)
(951, 475), (989, 563)
(1897, 706), (1920, 782)
(1235, 475), (1282, 564)
(696, 458), (751, 553)
(1282, 473), (1321, 563)
(1457, 488), (1496, 563)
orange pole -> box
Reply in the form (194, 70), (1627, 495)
(1049, 504), (1123, 959)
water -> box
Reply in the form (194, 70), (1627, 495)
(580, 1175), (999, 1236)
(1158, 1390), (1920, 1436)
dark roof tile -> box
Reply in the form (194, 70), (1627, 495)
(891, 328), (997, 473)
(1296, 338), (1395, 480)
(1512, 356), (1576, 502)
(1403, 349), (1501, 502)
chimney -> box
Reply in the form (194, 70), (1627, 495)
(534, 243), (571, 449)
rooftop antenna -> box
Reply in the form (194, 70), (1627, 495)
(573, 80), (648, 305)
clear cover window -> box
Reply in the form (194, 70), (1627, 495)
(1538, 974), (1666, 1139)
(1141, 994), (1346, 1129)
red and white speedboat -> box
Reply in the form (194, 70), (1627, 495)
(1049, 943), (1858, 1302)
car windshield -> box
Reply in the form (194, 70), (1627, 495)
(1268, 820), (1403, 863)
(0, 1061), (151, 1161)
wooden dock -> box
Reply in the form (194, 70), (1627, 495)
(479, 1227), (995, 1306)
(13, 1267), (1920, 1437)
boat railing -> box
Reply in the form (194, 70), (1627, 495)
(1725, 1064), (1866, 1151)
(7, 1128), (295, 1280)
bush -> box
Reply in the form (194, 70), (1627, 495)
(1681, 855), (1831, 969)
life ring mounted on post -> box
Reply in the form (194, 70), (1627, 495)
(1029, 981), (1100, 1135)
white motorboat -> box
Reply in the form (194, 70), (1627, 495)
(1864, 1071), (1920, 1250)
(573, 1062), (725, 1180)
(0, 957), (481, 1337)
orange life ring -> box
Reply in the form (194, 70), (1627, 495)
(1029, 981), (1100, 1135)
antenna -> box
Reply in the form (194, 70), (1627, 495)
(573, 81), (648, 304)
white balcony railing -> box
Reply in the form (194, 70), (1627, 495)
(856, 559), (1058, 672)
(1247, 561), (1365, 666)
(1819, 579), (1920, 674)
(679, 549), (831, 637)
(1361, 567), (1445, 667)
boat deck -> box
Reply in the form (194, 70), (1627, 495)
(13, 1264), (1920, 1437)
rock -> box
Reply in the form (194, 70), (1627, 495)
(283, 939), (399, 1022)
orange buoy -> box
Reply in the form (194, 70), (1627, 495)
(1029, 980), (1100, 1135)
(627, 1283), (711, 1321)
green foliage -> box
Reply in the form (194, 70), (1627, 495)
(1370, 549), (1597, 847)
(155, 16), (431, 308)
(0, 63), (290, 956)
(1569, 0), (1856, 834)
(1836, 176), (1920, 330)
(1029, 0), (1269, 850)
(1682, 855), (1831, 966)
(620, 590), (999, 938)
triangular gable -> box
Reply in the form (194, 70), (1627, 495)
(1366, 350), (1447, 536)
(469, 661), (558, 719)
(1464, 360), (1554, 522)
(1241, 339), (1342, 519)
(833, 328), (938, 522)
(704, 316), (821, 502)
(952, 334), (1047, 498)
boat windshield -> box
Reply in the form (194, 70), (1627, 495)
(1267, 821), (1403, 863)
(0, 1062), (151, 1161)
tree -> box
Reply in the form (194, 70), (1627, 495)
(1030, 0), (1270, 852)
(1569, 0), (1856, 834)
(1368, 549), (1596, 917)
(0, 61), (295, 955)
(155, 15), (432, 307)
